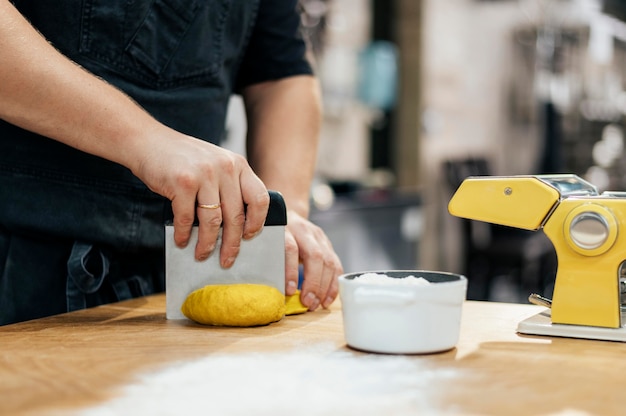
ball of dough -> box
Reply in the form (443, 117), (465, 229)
(182, 284), (286, 327)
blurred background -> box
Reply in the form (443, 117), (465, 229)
(224, 0), (626, 303)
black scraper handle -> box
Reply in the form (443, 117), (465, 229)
(265, 190), (287, 226)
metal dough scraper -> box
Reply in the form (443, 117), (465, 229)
(165, 191), (286, 319)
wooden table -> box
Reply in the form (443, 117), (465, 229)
(1, 295), (625, 415)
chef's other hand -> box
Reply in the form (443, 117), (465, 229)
(284, 211), (342, 311)
(132, 128), (269, 266)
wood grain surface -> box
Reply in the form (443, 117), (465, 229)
(1, 296), (625, 415)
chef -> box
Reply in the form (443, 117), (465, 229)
(0, 0), (342, 324)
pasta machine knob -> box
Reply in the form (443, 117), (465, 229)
(564, 205), (617, 256)
(569, 212), (609, 250)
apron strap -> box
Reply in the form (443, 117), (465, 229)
(66, 241), (162, 313)
(66, 242), (110, 312)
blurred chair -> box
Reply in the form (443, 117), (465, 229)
(444, 158), (556, 301)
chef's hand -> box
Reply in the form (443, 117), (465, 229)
(132, 129), (269, 266)
(284, 211), (342, 311)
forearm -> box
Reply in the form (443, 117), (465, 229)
(0, 1), (163, 173)
(243, 75), (322, 218)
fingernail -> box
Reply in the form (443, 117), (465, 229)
(223, 256), (236, 268)
(244, 229), (260, 240)
(287, 281), (297, 295)
(196, 244), (215, 261)
(323, 296), (334, 308)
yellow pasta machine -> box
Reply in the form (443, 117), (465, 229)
(448, 174), (626, 341)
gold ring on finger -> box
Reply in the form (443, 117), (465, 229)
(197, 203), (221, 209)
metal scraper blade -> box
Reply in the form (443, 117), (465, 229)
(165, 191), (286, 320)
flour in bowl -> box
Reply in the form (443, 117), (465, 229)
(355, 273), (430, 285)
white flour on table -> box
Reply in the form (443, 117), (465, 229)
(78, 343), (462, 416)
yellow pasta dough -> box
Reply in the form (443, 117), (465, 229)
(284, 290), (309, 315)
(182, 284), (286, 327)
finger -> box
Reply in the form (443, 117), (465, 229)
(301, 268), (322, 311)
(299, 243), (324, 311)
(314, 231), (342, 307)
(284, 231), (299, 295)
(171, 194), (197, 249)
(195, 190), (222, 261)
(240, 169), (269, 240)
(299, 229), (343, 310)
(321, 250), (342, 308)
(217, 179), (245, 269)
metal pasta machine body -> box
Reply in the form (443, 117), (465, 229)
(448, 174), (626, 341)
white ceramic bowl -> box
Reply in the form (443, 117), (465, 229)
(339, 270), (467, 354)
